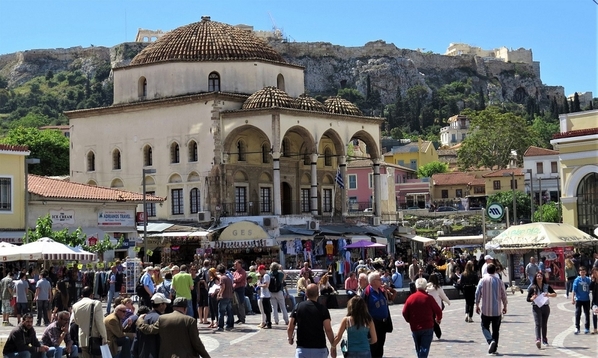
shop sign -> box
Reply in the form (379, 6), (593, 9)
(98, 210), (135, 227)
(50, 209), (75, 226)
(88, 236), (98, 246)
(219, 221), (269, 241)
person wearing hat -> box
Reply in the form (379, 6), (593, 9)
(136, 296), (211, 358)
(131, 293), (170, 358)
(403, 278), (443, 358)
(481, 255), (494, 277)
(256, 265), (272, 329)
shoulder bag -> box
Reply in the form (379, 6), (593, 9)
(88, 302), (102, 356)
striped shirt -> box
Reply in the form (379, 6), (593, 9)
(475, 274), (507, 317)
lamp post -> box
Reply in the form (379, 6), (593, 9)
(503, 172), (516, 225)
(24, 158), (40, 244)
(525, 169), (535, 222)
(142, 168), (156, 263)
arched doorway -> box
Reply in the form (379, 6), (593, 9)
(281, 182), (293, 215)
(577, 172), (598, 235)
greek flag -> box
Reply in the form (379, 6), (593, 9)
(335, 167), (344, 189)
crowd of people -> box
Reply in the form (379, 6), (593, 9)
(0, 250), (597, 358)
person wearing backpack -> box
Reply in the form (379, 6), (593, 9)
(268, 263), (288, 325)
(156, 272), (174, 314)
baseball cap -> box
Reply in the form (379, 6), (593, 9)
(257, 265), (266, 271)
(151, 293), (171, 304)
(484, 255), (494, 261)
(173, 297), (188, 308)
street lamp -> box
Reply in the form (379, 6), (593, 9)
(24, 158), (40, 244)
(502, 172), (516, 225)
(525, 169), (535, 222)
(142, 168), (156, 263)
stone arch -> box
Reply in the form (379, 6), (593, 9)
(301, 172), (311, 185)
(168, 173), (183, 184)
(281, 126), (316, 155)
(222, 125), (271, 164)
(576, 172), (598, 234)
(234, 170), (248, 182)
(259, 172), (272, 183)
(87, 179), (97, 186)
(142, 175), (156, 186)
(110, 178), (124, 188)
(322, 174), (334, 185)
(348, 129), (380, 159)
(188, 171), (200, 182)
(564, 165), (598, 197)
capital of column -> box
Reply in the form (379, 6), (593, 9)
(372, 157), (382, 165)
(338, 155), (347, 166)
(310, 153), (318, 163)
(271, 151), (281, 160)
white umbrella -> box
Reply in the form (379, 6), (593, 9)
(19, 237), (96, 261)
(485, 222), (598, 250)
(0, 242), (16, 248)
(0, 244), (43, 262)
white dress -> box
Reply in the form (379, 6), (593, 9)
(426, 283), (450, 310)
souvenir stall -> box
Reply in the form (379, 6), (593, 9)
(201, 221), (278, 268)
(125, 258), (143, 295)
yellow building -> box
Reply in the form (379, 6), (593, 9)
(483, 168), (525, 196)
(383, 138), (438, 171)
(0, 144), (30, 232)
(551, 109), (598, 235)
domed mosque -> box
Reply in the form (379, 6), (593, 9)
(67, 17), (385, 263)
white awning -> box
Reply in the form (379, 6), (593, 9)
(189, 231), (211, 237)
(347, 235), (372, 242)
(436, 235), (484, 246)
(400, 234), (435, 247)
(148, 232), (194, 238)
(277, 234), (315, 241)
(372, 236), (388, 245)
(404, 192), (430, 196)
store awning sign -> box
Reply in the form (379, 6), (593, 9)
(219, 221), (269, 241)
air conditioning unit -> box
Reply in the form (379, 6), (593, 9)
(197, 211), (211, 223)
(263, 217), (278, 229)
(306, 220), (320, 231)
(371, 217), (381, 226)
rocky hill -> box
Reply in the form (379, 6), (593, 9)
(0, 39), (565, 113)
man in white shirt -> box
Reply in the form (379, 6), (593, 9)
(481, 255), (494, 276)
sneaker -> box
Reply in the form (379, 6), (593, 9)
(214, 327), (224, 332)
(535, 340), (541, 349)
(592, 329), (598, 335)
(488, 340), (497, 354)
(574, 329), (580, 335)
(468, 317), (474, 323)
(235, 319), (242, 324)
(543, 340), (549, 346)
(465, 314), (469, 322)
(257, 323), (265, 328)
(584, 329), (589, 334)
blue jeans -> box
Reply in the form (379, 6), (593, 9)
(115, 336), (131, 358)
(186, 298), (194, 317)
(295, 347), (329, 358)
(3, 352), (31, 358)
(234, 287), (246, 323)
(218, 297), (234, 329)
(481, 314), (502, 346)
(411, 328), (433, 358)
(106, 289), (116, 315)
(47, 345), (79, 357)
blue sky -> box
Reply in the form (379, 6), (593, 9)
(1, 0), (596, 96)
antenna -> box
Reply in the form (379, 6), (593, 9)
(267, 11), (284, 40)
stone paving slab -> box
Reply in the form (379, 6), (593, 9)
(1, 289), (596, 357)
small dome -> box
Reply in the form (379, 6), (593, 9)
(242, 87), (297, 110)
(131, 16), (285, 66)
(295, 94), (326, 112)
(324, 96), (363, 116)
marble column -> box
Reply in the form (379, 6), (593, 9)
(339, 156), (347, 217)
(272, 151), (282, 216)
(310, 153), (319, 216)
(373, 158), (381, 219)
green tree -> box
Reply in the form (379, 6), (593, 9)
(390, 127), (403, 139)
(530, 116), (559, 148)
(572, 93), (581, 112)
(0, 127), (69, 175)
(416, 161), (448, 178)
(8, 113), (51, 130)
(487, 190), (532, 223)
(533, 202), (561, 223)
(26, 215), (87, 247)
(457, 106), (532, 170)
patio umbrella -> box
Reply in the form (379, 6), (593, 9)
(0, 243), (43, 262)
(0, 242), (16, 248)
(485, 222), (598, 250)
(19, 237), (96, 261)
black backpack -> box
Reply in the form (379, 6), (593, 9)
(136, 276), (147, 297)
(268, 271), (282, 292)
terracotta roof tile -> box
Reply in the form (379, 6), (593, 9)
(524, 146), (558, 157)
(28, 175), (164, 202)
(0, 144), (29, 153)
(324, 96), (363, 116)
(483, 168), (525, 177)
(432, 172), (477, 186)
(242, 87), (297, 110)
(553, 127), (598, 139)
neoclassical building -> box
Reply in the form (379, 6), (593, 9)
(67, 17), (384, 223)
(551, 109), (598, 236)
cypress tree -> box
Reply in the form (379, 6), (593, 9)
(573, 92), (581, 112)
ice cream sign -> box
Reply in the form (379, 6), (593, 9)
(50, 210), (75, 225)
(98, 210), (135, 227)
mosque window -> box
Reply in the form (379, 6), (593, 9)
(143, 145), (153, 166)
(170, 142), (180, 164)
(277, 74), (285, 91)
(112, 149), (121, 170)
(138, 77), (147, 98)
(189, 140), (198, 162)
(237, 140), (246, 161)
(86, 151), (95, 172)
(208, 72), (220, 92)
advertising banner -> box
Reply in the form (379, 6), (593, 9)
(50, 209), (75, 226)
(98, 210), (135, 227)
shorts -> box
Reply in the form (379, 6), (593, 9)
(2, 300), (12, 314)
(198, 288), (209, 307)
(16, 302), (29, 315)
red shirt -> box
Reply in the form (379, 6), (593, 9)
(344, 277), (358, 291)
(232, 268), (247, 289)
(402, 290), (442, 332)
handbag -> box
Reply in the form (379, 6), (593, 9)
(340, 338), (348, 357)
(88, 303), (102, 356)
(384, 307), (393, 333)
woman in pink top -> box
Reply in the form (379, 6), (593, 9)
(345, 272), (359, 299)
